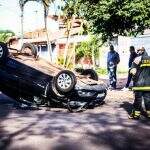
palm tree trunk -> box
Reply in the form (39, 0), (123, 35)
(20, 7), (24, 48)
(66, 21), (84, 69)
(63, 21), (71, 67)
(92, 48), (95, 69)
(63, 15), (75, 67)
(66, 43), (75, 69)
(44, 7), (53, 62)
(19, 0), (26, 49)
(19, 0), (53, 62)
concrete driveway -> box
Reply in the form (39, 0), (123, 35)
(0, 89), (150, 150)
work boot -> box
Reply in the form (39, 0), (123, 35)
(129, 110), (141, 119)
(146, 111), (150, 119)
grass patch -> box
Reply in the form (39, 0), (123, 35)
(96, 67), (128, 75)
(96, 68), (107, 75)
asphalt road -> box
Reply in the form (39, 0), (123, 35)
(0, 89), (150, 150)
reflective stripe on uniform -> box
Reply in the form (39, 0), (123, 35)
(147, 111), (150, 114)
(129, 110), (141, 119)
(132, 86), (150, 91)
(146, 111), (150, 117)
(140, 64), (150, 67)
(134, 111), (141, 116)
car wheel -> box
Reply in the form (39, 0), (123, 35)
(53, 70), (77, 94)
(49, 81), (66, 98)
(21, 43), (38, 58)
(0, 42), (8, 63)
(80, 69), (99, 81)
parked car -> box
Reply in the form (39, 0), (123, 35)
(0, 42), (107, 112)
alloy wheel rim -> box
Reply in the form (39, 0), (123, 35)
(0, 46), (3, 58)
(57, 73), (72, 90)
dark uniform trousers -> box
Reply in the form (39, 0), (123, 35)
(133, 91), (150, 111)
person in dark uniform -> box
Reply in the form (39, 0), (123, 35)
(107, 45), (120, 90)
(129, 47), (150, 119)
(122, 46), (137, 90)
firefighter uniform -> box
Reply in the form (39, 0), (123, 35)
(129, 52), (150, 119)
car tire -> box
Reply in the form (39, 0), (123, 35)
(53, 70), (77, 94)
(21, 43), (38, 58)
(80, 69), (99, 81)
(49, 81), (66, 98)
(0, 42), (8, 64)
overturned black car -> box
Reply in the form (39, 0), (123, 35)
(0, 42), (107, 112)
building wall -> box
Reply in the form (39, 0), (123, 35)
(98, 35), (150, 71)
(131, 35), (150, 55)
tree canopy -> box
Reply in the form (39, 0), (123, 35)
(66, 0), (150, 42)
(76, 36), (100, 62)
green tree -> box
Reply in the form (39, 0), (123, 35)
(61, 0), (89, 68)
(0, 30), (15, 42)
(76, 0), (150, 42)
(75, 35), (100, 68)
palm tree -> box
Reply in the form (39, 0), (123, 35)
(63, 15), (76, 67)
(62, 0), (79, 68)
(65, 20), (84, 69)
(19, 0), (53, 61)
(42, 0), (54, 62)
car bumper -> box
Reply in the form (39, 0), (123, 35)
(75, 84), (107, 99)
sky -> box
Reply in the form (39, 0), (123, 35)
(0, 0), (61, 35)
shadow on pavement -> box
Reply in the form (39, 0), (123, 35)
(120, 101), (133, 115)
(0, 105), (150, 150)
(0, 89), (150, 150)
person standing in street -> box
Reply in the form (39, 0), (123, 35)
(107, 45), (120, 90)
(129, 47), (150, 119)
(122, 46), (137, 91)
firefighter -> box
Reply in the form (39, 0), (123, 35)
(129, 47), (150, 119)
